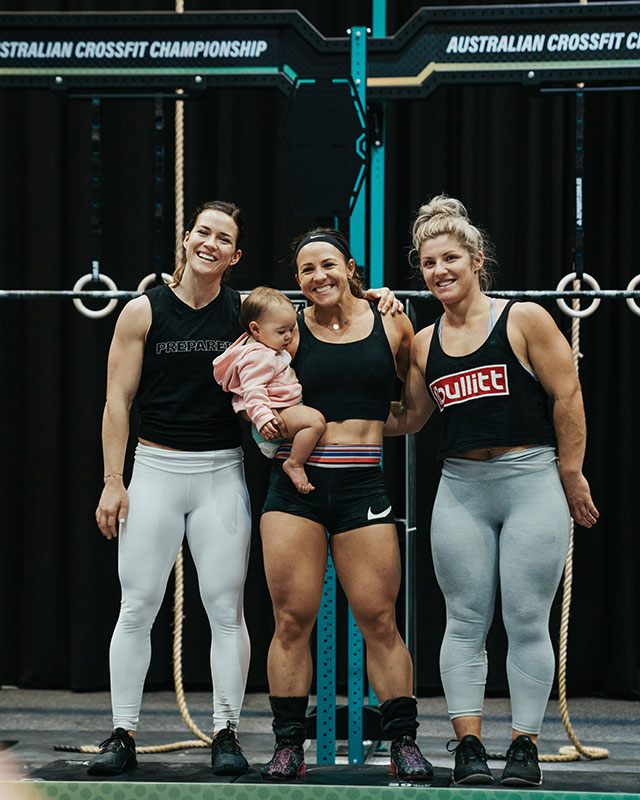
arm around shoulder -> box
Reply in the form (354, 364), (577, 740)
(378, 301), (413, 380)
(389, 309), (415, 381)
(384, 326), (436, 436)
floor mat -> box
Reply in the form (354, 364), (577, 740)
(26, 758), (640, 793)
(27, 759), (241, 783)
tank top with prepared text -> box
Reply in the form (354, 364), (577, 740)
(137, 283), (242, 450)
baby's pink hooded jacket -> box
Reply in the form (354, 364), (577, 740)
(213, 333), (302, 432)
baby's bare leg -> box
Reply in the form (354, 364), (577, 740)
(276, 406), (326, 494)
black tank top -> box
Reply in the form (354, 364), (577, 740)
(293, 303), (396, 422)
(425, 300), (556, 460)
(137, 284), (242, 450)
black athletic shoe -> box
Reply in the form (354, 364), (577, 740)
(448, 735), (494, 785)
(87, 728), (137, 776)
(500, 735), (542, 786)
(390, 735), (434, 781)
(261, 739), (306, 780)
(211, 721), (249, 775)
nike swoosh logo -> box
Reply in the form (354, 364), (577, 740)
(367, 505), (392, 520)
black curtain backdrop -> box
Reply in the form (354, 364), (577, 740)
(1, 0), (638, 703)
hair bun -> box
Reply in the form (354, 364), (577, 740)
(417, 194), (469, 223)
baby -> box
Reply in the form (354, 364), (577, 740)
(213, 286), (326, 494)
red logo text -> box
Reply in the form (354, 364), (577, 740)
(430, 364), (509, 411)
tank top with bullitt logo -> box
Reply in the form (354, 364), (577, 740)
(425, 300), (556, 460)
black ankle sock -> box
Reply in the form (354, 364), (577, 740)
(379, 696), (419, 739)
(269, 695), (308, 745)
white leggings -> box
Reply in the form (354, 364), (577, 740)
(110, 443), (252, 732)
(431, 447), (570, 735)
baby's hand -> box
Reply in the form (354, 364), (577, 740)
(259, 419), (280, 441)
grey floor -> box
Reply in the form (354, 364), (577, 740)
(1, 688), (638, 786)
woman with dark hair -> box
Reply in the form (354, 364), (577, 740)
(385, 195), (598, 787)
(90, 201), (252, 778)
(260, 228), (433, 782)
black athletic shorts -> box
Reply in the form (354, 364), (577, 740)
(262, 461), (395, 535)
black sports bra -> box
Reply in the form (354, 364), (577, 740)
(293, 304), (396, 423)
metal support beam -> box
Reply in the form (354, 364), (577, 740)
(347, 24), (368, 765)
(575, 89), (585, 280)
(347, 607), (364, 764)
(404, 298), (418, 692)
(89, 97), (101, 282)
(369, 0), (386, 289)
(349, 26), (368, 271)
(153, 94), (166, 280)
(316, 553), (337, 764)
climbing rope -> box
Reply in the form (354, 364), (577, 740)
(173, 0), (185, 272)
(539, 279), (608, 763)
(174, 88), (185, 270)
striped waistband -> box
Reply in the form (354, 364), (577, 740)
(275, 443), (382, 468)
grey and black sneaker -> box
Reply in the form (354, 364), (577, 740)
(261, 739), (306, 780)
(390, 735), (434, 781)
(448, 735), (494, 785)
(87, 728), (137, 776)
(211, 721), (249, 775)
(500, 735), (542, 786)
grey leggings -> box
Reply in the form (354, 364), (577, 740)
(110, 444), (252, 732)
(431, 446), (570, 735)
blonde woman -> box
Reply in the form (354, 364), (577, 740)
(385, 196), (598, 786)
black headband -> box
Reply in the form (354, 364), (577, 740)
(294, 233), (351, 263)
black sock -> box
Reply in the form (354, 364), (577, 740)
(269, 695), (309, 745)
(379, 695), (419, 739)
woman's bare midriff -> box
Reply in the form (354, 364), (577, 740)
(138, 437), (181, 451)
(455, 444), (539, 461)
(318, 419), (384, 446)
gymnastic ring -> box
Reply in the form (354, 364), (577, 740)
(136, 272), (173, 292)
(72, 273), (119, 319)
(555, 272), (601, 318)
(625, 274), (640, 318)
